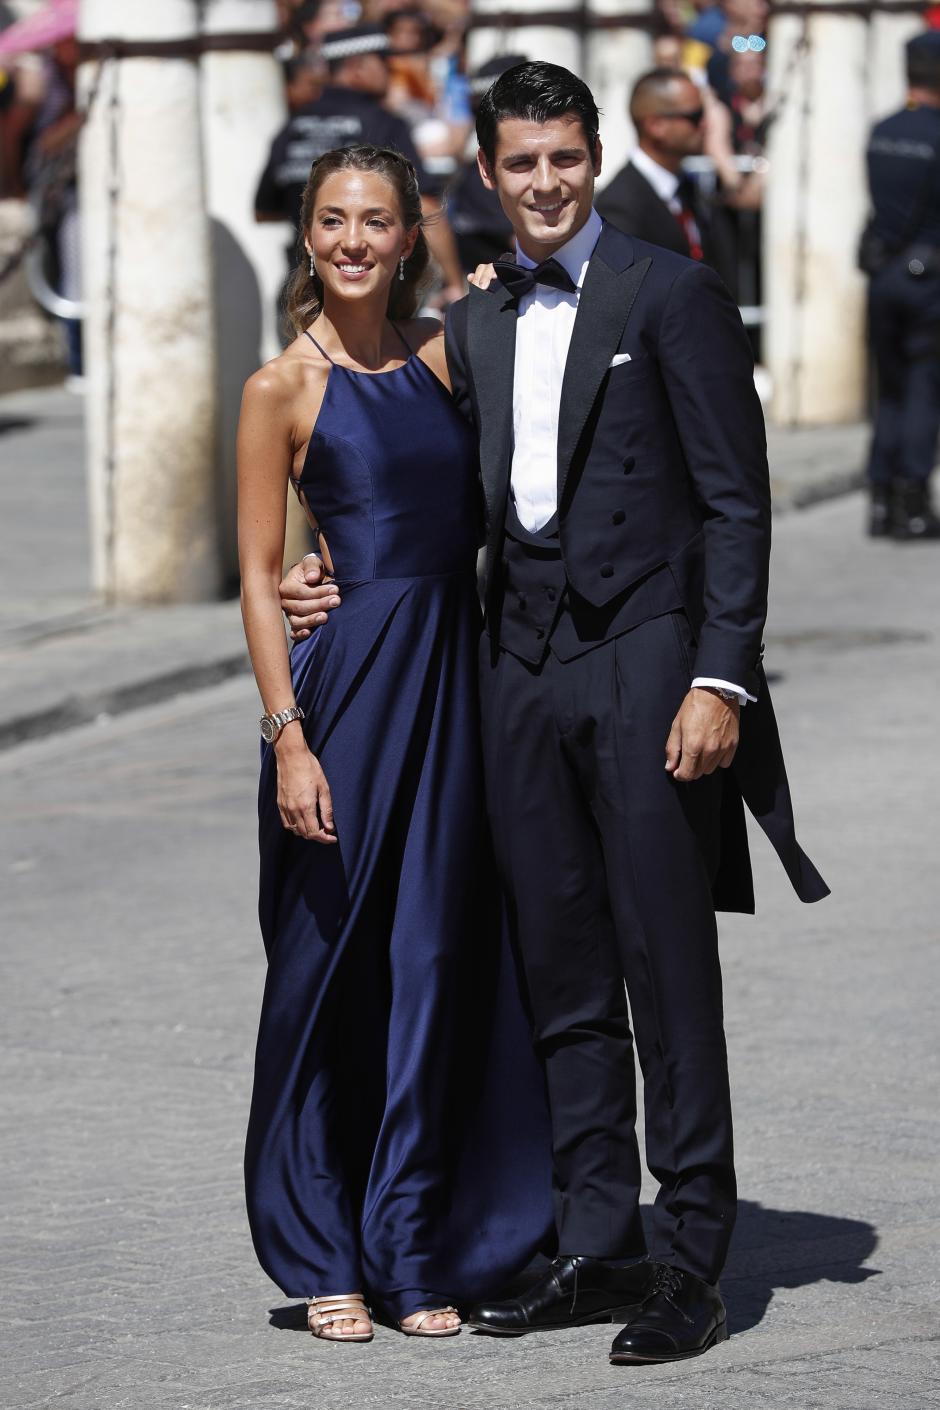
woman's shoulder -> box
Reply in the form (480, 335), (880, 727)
(243, 337), (329, 408)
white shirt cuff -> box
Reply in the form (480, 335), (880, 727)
(691, 677), (756, 706)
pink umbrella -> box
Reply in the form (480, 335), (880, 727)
(0, 0), (78, 58)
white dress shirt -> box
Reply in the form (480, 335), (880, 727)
(628, 146), (682, 210)
(510, 208), (602, 532)
(509, 206), (751, 704)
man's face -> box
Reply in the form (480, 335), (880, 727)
(729, 50), (764, 100)
(646, 78), (706, 159)
(338, 52), (389, 98)
(477, 114), (602, 260)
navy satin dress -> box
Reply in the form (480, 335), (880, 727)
(245, 327), (553, 1320)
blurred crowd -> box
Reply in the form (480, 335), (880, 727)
(636, 0), (771, 350)
(0, 0), (933, 361)
(0, 14), (81, 378)
(0, 0), (773, 357)
(263, 0), (772, 342)
(265, 0), (502, 308)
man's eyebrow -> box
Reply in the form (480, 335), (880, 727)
(499, 147), (587, 164)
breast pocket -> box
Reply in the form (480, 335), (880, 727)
(607, 355), (655, 385)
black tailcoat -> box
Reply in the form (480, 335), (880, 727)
(445, 221), (828, 913)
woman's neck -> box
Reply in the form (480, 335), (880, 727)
(315, 296), (398, 370)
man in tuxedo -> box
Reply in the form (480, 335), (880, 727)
(280, 60), (827, 1365)
(596, 67), (711, 263)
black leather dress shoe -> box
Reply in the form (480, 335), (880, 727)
(468, 1256), (654, 1335)
(609, 1263), (727, 1363)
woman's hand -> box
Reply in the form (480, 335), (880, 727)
(468, 262), (496, 289)
(275, 727), (337, 843)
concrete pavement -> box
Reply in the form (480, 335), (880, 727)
(1, 388), (938, 1409)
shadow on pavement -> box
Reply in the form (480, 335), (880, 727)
(0, 417), (36, 435)
(266, 1198), (880, 1335)
(722, 1199), (880, 1334)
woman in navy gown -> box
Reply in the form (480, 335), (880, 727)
(237, 145), (551, 1342)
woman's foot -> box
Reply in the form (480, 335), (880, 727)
(308, 1292), (374, 1342)
(399, 1305), (461, 1337)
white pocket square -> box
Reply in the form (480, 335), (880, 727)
(609, 353), (632, 367)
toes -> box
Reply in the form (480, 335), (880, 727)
(321, 1316), (366, 1338)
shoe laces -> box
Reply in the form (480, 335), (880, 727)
(650, 1263), (693, 1321)
(550, 1255), (582, 1315)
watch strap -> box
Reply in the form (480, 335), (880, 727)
(260, 705), (305, 741)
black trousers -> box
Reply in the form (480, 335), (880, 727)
(867, 261), (940, 484)
(479, 609), (736, 1285)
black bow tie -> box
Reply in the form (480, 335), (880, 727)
(493, 256), (578, 300)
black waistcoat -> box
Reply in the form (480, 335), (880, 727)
(493, 497), (687, 667)
(496, 500), (566, 665)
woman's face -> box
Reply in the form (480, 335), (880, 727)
(306, 169), (418, 305)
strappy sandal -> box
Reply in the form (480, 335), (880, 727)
(307, 1293), (374, 1343)
(399, 1306), (461, 1338)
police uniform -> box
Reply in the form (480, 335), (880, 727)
(863, 32), (940, 539)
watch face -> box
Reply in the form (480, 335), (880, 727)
(260, 717), (276, 744)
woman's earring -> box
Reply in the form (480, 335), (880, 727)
(308, 251), (315, 278)
(399, 256), (406, 282)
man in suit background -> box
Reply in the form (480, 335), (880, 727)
(444, 60), (827, 1364)
(597, 67), (711, 262)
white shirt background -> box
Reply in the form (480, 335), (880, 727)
(628, 146), (682, 212)
(508, 207), (750, 704)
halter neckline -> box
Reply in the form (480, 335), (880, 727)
(304, 320), (415, 375)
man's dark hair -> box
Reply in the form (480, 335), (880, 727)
(629, 67), (691, 128)
(906, 31), (940, 94)
(476, 60), (600, 166)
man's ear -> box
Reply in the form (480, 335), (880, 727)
(477, 148), (496, 192)
(593, 136), (604, 180)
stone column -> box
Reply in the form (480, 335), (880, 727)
(763, 3), (918, 428)
(199, 0), (296, 586)
(78, 0), (220, 601)
(764, 5), (871, 426)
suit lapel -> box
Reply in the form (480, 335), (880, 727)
(557, 231), (651, 506)
(466, 284), (517, 530)
(628, 164), (688, 255)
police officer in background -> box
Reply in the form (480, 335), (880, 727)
(860, 30), (940, 540)
(255, 24), (464, 303)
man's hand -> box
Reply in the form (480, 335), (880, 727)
(278, 554), (342, 641)
(665, 688), (740, 782)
